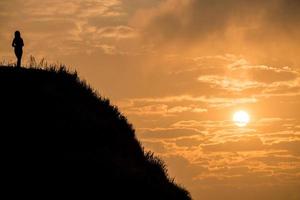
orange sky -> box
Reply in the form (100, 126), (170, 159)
(1, 0), (300, 199)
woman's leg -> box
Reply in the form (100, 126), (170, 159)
(15, 49), (22, 67)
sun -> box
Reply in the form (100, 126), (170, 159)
(233, 110), (250, 127)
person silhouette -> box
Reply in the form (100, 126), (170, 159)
(12, 31), (24, 68)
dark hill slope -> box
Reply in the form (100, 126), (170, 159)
(0, 66), (191, 200)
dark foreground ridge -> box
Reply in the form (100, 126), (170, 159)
(0, 66), (191, 200)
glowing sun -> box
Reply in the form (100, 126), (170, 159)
(233, 110), (250, 127)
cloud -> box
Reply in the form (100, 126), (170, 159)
(137, 127), (203, 139)
(271, 140), (300, 156)
(96, 26), (138, 39)
(22, 0), (122, 17)
(197, 74), (300, 93)
(130, 0), (300, 65)
(202, 136), (265, 152)
(228, 61), (299, 84)
(194, 55), (300, 95)
(142, 140), (168, 153)
(0, 0), (136, 58)
(228, 58), (299, 75)
(163, 155), (206, 185)
(125, 95), (257, 108)
(198, 75), (263, 91)
(122, 103), (207, 117)
(26, 19), (77, 34)
(152, 138), (300, 200)
(133, 0), (300, 42)
(175, 137), (204, 147)
(98, 44), (117, 55)
(171, 120), (233, 130)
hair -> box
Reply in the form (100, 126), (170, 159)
(15, 31), (21, 38)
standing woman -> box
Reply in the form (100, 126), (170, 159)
(12, 31), (24, 67)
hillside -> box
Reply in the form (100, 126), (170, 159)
(0, 66), (191, 200)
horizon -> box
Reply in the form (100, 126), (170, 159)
(1, 0), (299, 199)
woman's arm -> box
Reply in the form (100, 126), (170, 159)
(12, 38), (15, 47)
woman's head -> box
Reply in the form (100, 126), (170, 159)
(15, 31), (21, 38)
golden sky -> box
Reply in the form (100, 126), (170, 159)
(1, 0), (300, 199)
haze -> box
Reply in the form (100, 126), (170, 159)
(1, 0), (299, 199)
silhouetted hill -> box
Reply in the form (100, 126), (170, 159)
(0, 66), (191, 200)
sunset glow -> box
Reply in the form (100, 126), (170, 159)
(1, 0), (300, 199)
(233, 111), (250, 127)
